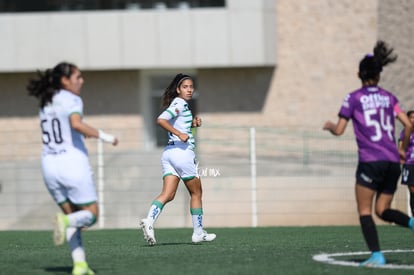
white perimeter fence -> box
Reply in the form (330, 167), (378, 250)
(0, 124), (409, 230)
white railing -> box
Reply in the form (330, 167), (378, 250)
(0, 125), (409, 230)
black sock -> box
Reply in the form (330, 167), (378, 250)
(381, 209), (410, 227)
(359, 215), (380, 252)
(410, 192), (414, 217)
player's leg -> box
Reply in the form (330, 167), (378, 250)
(183, 177), (216, 243)
(409, 185), (414, 217)
(42, 154), (73, 246)
(53, 201), (73, 246)
(401, 164), (414, 216)
(65, 203), (97, 275)
(376, 193), (414, 229)
(355, 183), (385, 266)
(376, 162), (414, 230)
(53, 201), (96, 275)
(140, 149), (180, 245)
(148, 174), (180, 221)
(140, 175), (180, 245)
(59, 151), (97, 274)
(176, 148), (215, 244)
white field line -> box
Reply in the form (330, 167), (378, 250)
(313, 249), (414, 270)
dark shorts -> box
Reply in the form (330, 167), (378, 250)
(401, 164), (414, 186)
(356, 161), (401, 194)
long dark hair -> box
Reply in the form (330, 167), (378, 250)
(161, 73), (193, 109)
(27, 62), (77, 108)
(358, 40), (397, 82)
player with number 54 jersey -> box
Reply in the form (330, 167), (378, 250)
(338, 86), (400, 162)
(323, 41), (414, 267)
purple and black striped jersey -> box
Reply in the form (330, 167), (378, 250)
(338, 86), (401, 162)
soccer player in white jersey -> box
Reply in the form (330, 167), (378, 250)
(324, 41), (414, 267)
(27, 62), (118, 275)
(140, 73), (216, 245)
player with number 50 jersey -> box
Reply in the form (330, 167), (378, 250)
(28, 62), (118, 275)
(40, 89), (88, 156)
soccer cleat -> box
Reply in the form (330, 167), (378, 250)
(53, 212), (68, 246)
(192, 230), (216, 244)
(72, 261), (95, 275)
(140, 218), (156, 246)
(359, 251), (386, 267)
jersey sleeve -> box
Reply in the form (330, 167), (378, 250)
(337, 93), (353, 120)
(158, 99), (182, 120)
(67, 95), (83, 116)
(393, 102), (403, 117)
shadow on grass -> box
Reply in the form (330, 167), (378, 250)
(141, 242), (194, 247)
(44, 266), (72, 274)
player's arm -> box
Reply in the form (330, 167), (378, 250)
(323, 117), (348, 136)
(396, 110), (412, 155)
(398, 139), (403, 151)
(70, 113), (118, 145)
(157, 118), (189, 142)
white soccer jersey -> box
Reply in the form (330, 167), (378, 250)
(40, 89), (96, 205)
(39, 89), (87, 156)
(158, 97), (195, 150)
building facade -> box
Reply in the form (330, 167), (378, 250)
(1, 0), (414, 229)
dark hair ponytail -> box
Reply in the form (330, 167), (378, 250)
(358, 40), (397, 82)
(161, 73), (192, 109)
(27, 62), (77, 108)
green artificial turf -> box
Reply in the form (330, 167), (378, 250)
(1, 226), (413, 275)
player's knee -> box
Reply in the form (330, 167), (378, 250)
(165, 192), (176, 202)
(190, 190), (202, 199)
(89, 213), (97, 226)
(375, 206), (387, 219)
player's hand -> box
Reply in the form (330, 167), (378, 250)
(178, 133), (189, 142)
(192, 117), (202, 127)
(323, 121), (335, 131)
(112, 138), (119, 146)
(398, 147), (406, 163)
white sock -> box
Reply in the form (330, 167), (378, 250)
(146, 204), (162, 224)
(192, 214), (203, 235)
(66, 227), (86, 263)
(67, 210), (95, 228)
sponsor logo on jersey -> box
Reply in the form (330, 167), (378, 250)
(360, 94), (391, 110)
(342, 94), (351, 108)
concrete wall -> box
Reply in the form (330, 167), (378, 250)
(2, 0), (414, 229)
(202, 0), (379, 128)
(0, 71), (142, 117)
(0, 0), (275, 72)
(377, 0), (414, 110)
(266, 0), (372, 125)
